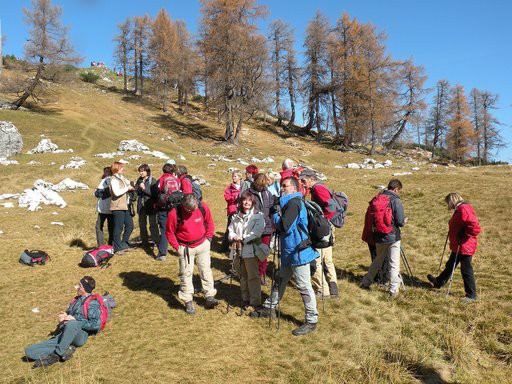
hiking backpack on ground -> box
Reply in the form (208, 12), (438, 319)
(184, 175), (203, 201)
(297, 199), (333, 250)
(367, 193), (393, 234)
(71, 292), (116, 332)
(19, 250), (51, 266)
(80, 245), (114, 268)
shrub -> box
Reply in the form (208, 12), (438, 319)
(80, 71), (100, 83)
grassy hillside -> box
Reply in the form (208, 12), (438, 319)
(0, 70), (510, 384)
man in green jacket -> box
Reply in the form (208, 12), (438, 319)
(25, 276), (102, 368)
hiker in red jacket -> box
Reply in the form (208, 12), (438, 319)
(221, 170), (242, 252)
(280, 159), (306, 195)
(427, 193), (481, 301)
(299, 168), (339, 297)
(166, 194), (218, 314)
(177, 165), (194, 194)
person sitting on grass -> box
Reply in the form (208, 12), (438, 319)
(25, 276), (101, 368)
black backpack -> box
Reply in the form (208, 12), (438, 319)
(296, 199), (333, 250)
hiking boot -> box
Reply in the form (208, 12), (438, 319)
(60, 346), (76, 362)
(204, 296), (219, 310)
(329, 282), (339, 297)
(359, 283), (371, 291)
(427, 274), (441, 288)
(249, 307), (276, 319)
(33, 353), (60, 368)
(155, 256), (166, 262)
(185, 301), (195, 315)
(460, 296), (477, 303)
(292, 322), (317, 336)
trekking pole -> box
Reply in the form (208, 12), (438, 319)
(269, 235), (278, 329)
(276, 236), (281, 331)
(445, 246), (460, 298)
(437, 233), (449, 274)
(238, 242), (243, 316)
(224, 244), (235, 314)
(400, 247), (415, 282)
(321, 255), (325, 313)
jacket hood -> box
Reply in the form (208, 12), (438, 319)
(280, 191), (302, 205)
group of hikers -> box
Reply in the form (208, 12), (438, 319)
(24, 157), (481, 368)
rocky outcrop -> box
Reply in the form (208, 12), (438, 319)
(0, 121), (23, 158)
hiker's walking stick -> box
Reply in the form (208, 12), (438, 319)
(238, 242), (243, 316)
(321, 255), (325, 313)
(276, 236), (281, 331)
(438, 233), (449, 273)
(445, 246), (460, 298)
(269, 235), (278, 329)
(400, 247), (415, 282)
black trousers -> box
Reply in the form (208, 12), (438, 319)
(437, 251), (477, 299)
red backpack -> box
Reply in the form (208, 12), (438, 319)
(70, 293), (116, 332)
(367, 193), (393, 234)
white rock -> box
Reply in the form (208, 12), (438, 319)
(59, 158), (86, 170)
(52, 178), (89, 191)
(127, 155), (142, 160)
(95, 152), (123, 159)
(374, 185), (386, 190)
(143, 150), (169, 160)
(178, 154), (186, 160)
(334, 165), (344, 169)
(28, 139), (73, 154)
(52, 211), (59, 215)
(237, 158), (249, 166)
(207, 163), (216, 167)
(346, 163), (361, 169)
(34, 225), (40, 229)
(19, 183), (67, 211)
(51, 221), (64, 226)
(412, 167), (420, 171)
(250, 157), (262, 163)
(261, 157), (274, 163)
(383, 160), (393, 167)
(0, 158), (18, 165)
(0, 193), (19, 200)
(0, 229), (3, 235)
(2, 202), (14, 208)
(227, 167), (240, 173)
(28, 160), (41, 165)
(374, 164), (385, 169)
(118, 139), (149, 152)
(118, 159), (129, 164)
(363, 158), (377, 165)
(392, 172), (412, 176)
(32, 307), (40, 313)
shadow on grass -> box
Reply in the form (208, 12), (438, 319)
(119, 271), (182, 310)
(149, 113), (224, 142)
(383, 352), (448, 383)
(69, 238), (90, 250)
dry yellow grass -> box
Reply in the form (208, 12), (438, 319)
(0, 70), (510, 383)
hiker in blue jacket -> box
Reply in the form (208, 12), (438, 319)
(25, 276), (101, 368)
(250, 177), (319, 336)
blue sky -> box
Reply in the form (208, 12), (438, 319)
(2, 0), (511, 162)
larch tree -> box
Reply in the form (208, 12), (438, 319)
(282, 24), (300, 129)
(427, 79), (450, 159)
(149, 9), (177, 112)
(133, 15), (151, 98)
(199, 0), (267, 144)
(478, 90), (503, 163)
(446, 85), (475, 162)
(385, 59), (428, 149)
(470, 88), (483, 163)
(175, 20), (198, 111)
(13, 0), (81, 109)
(114, 18), (132, 92)
(268, 20), (287, 126)
(303, 11), (330, 134)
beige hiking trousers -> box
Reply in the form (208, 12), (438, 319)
(177, 239), (217, 303)
(311, 245), (338, 296)
(240, 257), (261, 306)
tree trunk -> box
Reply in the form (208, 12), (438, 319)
(14, 58), (44, 109)
(162, 81), (168, 112)
(139, 52), (143, 98)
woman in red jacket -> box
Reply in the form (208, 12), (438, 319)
(220, 171), (241, 252)
(427, 193), (481, 300)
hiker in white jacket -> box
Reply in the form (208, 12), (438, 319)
(228, 190), (265, 308)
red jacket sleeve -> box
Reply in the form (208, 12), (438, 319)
(462, 205), (481, 237)
(203, 203), (215, 240)
(224, 185), (235, 203)
(165, 209), (180, 251)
